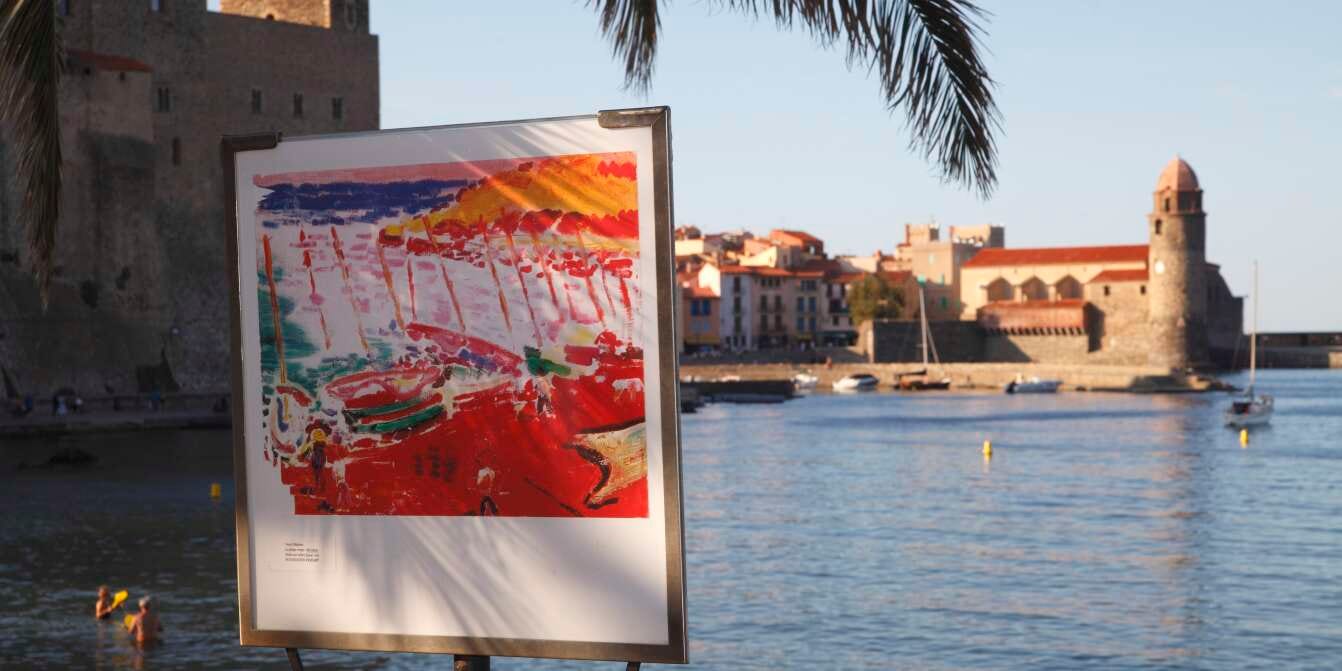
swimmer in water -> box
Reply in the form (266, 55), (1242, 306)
(127, 596), (163, 646)
(94, 586), (116, 619)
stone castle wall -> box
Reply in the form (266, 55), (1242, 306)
(0, 2), (378, 396)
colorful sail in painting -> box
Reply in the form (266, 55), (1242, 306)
(251, 152), (647, 518)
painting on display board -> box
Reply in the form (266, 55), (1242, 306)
(225, 109), (685, 663)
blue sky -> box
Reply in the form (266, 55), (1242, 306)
(230, 1), (1342, 330)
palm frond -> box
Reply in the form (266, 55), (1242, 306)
(590, 0), (662, 93)
(0, 0), (63, 305)
(591, 0), (1000, 198)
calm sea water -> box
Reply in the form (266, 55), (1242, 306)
(2, 369), (1339, 670)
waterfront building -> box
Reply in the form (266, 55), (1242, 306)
(865, 157), (1243, 369)
(890, 222), (1004, 321)
(680, 286), (721, 353)
(0, 0), (379, 395)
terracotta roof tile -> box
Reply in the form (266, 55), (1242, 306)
(770, 229), (821, 244)
(1088, 269), (1149, 283)
(963, 244), (1148, 268)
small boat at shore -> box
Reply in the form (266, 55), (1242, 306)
(833, 373), (879, 392)
(896, 283), (952, 391)
(792, 372), (819, 392)
(1004, 375), (1061, 394)
(1226, 262), (1273, 427)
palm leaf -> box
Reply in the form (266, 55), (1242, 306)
(590, 0), (1000, 197)
(0, 0), (62, 305)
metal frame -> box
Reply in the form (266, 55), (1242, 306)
(221, 107), (686, 664)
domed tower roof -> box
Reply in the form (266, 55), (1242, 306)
(1155, 155), (1199, 192)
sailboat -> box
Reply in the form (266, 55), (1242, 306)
(1225, 262), (1273, 427)
(895, 283), (952, 391)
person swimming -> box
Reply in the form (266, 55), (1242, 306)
(127, 595), (163, 646)
(94, 586), (115, 620)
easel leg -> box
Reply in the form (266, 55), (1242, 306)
(285, 647), (304, 671)
(454, 654), (490, 670)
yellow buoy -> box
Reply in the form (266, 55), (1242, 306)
(982, 440), (992, 458)
(1239, 429), (1248, 448)
(210, 482), (222, 499)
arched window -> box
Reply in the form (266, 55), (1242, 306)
(986, 278), (1013, 302)
(1154, 220), (1162, 235)
(1164, 197), (1170, 212)
(1055, 275), (1083, 299)
(1020, 277), (1048, 301)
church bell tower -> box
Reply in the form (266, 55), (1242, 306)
(1147, 156), (1209, 370)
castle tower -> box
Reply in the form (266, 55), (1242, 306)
(220, 0), (369, 33)
(1147, 156), (1209, 369)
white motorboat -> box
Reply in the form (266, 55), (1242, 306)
(833, 373), (879, 392)
(792, 372), (819, 392)
(1226, 262), (1273, 427)
(1004, 374), (1061, 394)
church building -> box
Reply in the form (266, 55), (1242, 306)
(958, 157), (1243, 369)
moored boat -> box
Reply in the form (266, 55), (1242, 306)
(792, 372), (819, 392)
(1004, 374), (1061, 394)
(1225, 262), (1273, 427)
(895, 282), (952, 391)
(833, 373), (879, 392)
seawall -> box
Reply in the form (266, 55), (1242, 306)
(679, 362), (1228, 393)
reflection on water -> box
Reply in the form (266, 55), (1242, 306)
(1, 370), (1340, 669)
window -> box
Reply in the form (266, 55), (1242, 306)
(775, 314), (782, 329)
(733, 296), (741, 313)
(760, 295), (768, 311)
(796, 297), (805, 313)
(808, 296), (816, 313)
(1164, 197), (1170, 212)
(733, 276), (741, 290)
(760, 314), (768, 330)
(774, 295), (782, 310)
(701, 300), (711, 316)
(940, 296), (948, 310)
(1103, 285), (1111, 297)
(797, 317), (805, 332)
(832, 316), (839, 327)
(171, 138), (180, 165)
(293, 93), (304, 118)
(250, 89), (262, 114)
(59, 0), (71, 16)
(734, 316), (742, 333)
(1140, 285), (1147, 295)
(809, 317), (816, 332)
(1154, 220), (1162, 235)
(155, 87), (171, 113)
(332, 97), (344, 120)
(344, 0), (357, 28)
(689, 300), (699, 316)
(150, 0), (162, 11)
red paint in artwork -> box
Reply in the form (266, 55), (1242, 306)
(274, 329), (647, 517)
